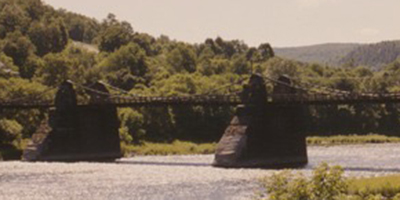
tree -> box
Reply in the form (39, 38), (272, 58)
(245, 43), (274, 64)
(28, 18), (69, 56)
(231, 54), (251, 75)
(21, 0), (45, 20)
(133, 33), (157, 56)
(21, 55), (44, 79)
(0, 53), (19, 78)
(2, 31), (36, 68)
(0, 3), (29, 38)
(166, 43), (197, 73)
(0, 77), (51, 138)
(37, 53), (73, 86)
(98, 42), (148, 89)
(263, 57), (300, 79)
(198, 58), (230, 76)
(119, 108), (146, 144)
(60, 11), (101, 43)
(96, 14), (133, 52)
(0, 118), (22, 147)
(258, 43), (274, 61)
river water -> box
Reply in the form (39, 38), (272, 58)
(1, 143), (400, 200)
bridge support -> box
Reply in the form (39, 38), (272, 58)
(23, 81), (122, 161)
(213, 75), (308, 168)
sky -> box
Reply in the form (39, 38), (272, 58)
(43, 0), (400, 47)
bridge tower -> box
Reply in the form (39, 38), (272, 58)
(23, 81), (122, 161)
(213, 74), (308, 168)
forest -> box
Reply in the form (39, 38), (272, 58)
(1, 0), (400, 155)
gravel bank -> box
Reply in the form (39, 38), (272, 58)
(1, 143), (400, 200)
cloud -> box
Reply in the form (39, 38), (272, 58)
(359, 28), (380, 37)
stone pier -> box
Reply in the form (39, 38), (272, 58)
(23, 81), (122, 161)
(213, 75), (308, 168)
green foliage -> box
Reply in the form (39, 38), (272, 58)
(166, 43), (197, 73)
(98, 42), (148, 89)
(59, 43), (97, 83)
(307, 134), (400, 146)
(349, 175), (400, 199)
(20, 55), (44, 79)
(0, 2), (30, 38)
(260, 164), (400, 200)
(264, 57), (300, 79)
(132, 33), (157, 56)
(28, 18), (69, 56)
(96, 13), (133, 52)
(121, 140), (216, 156)
(261, 163), (347, 200)
(21, 0), (45, 20)
(60, 11), (100, 43)
(340, 41), (400, 70)
(118, 108), (146, 144)
(0, 77), (50, 137)
(0, 52), (19, 77)
(231, 54), (251, 74)
(2, 31), (36, 68)
(275, 41), (400, 70)
(198, 58), (230, 76)
(0, 118), (22, 144)
(36, 53), (73, 86)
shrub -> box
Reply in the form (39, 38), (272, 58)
(260, 164), (400, 200)
(261, 163), (346, 200)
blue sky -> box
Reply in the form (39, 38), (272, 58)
(43, 0), (400, 47)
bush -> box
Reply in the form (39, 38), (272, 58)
(260, 164), (400, 200)
(261, 163), (346, 200)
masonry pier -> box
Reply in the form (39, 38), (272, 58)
(213, 75), (308, 168)
(23, 81), (122, 161)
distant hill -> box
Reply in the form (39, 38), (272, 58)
(274, 43), (361, 66)
(338, 41), (400, 70)
(274, 41), (400, 69)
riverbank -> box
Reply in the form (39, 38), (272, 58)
(122, 134), (400, 156)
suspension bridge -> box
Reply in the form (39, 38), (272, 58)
(1, 74), (400, 168)
(1, 75), (400, 109)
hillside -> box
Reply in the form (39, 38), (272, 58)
(339, 41), (400, 70)
(275, 41), (400, 69)
(274, 43), (361, 66)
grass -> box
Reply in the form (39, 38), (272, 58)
(307, 134), (400, 146)
(120, 134), (400, 156)
(121, 140), (216, 156)
(349, 175), (400, 198)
